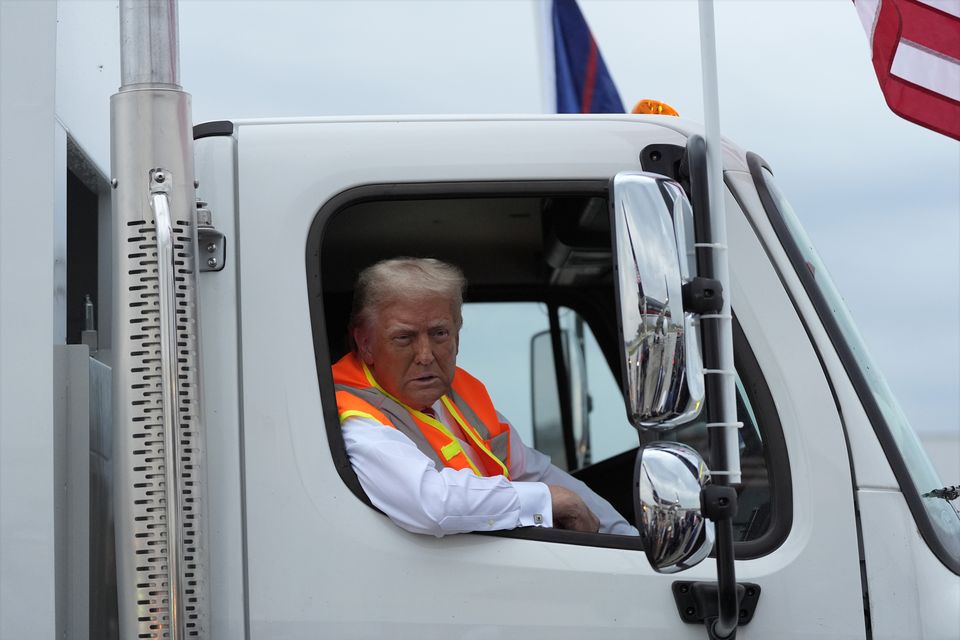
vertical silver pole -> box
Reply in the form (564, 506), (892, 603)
(119, 0), (180, 88)
(534, 0), (557, 113)
(112, 1), (208, 638)
(697, 0), (740, 484)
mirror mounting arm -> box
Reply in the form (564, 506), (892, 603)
(686, 134), (742, 640)
(700, 486), (741, 639)
(700, 485), (737, 520)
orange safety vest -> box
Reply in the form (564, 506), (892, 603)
(332, 352), (511, 478)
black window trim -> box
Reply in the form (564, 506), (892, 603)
(726, 316), (793, 559)
(306, 179), (792, 556)
(748, 152), (960, 576)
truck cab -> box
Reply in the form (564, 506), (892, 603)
(168, 114), (958, 638)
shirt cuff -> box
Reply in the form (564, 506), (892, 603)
(513, 481), (553, 528)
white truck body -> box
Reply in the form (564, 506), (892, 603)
(183, 115), (956, 638)
(1, 2), (957, 639)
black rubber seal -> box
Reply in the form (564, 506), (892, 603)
(729, 317), (794, 560)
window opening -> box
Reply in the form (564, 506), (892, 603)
(309, 184), (790, 553)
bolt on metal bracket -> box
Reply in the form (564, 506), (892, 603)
(196, 199), (225, 272)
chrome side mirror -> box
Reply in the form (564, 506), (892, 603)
(610, 172), (704, 430)
(634, 442), (714, 573)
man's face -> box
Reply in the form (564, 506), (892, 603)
(353, 295), (459, 410)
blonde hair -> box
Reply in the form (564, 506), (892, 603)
(348, 258), (466, 349)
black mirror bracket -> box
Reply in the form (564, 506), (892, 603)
(701, 484), (737, 519)
(672, 580), (762, 636)
(682, 277), (724, 315)
(697, 485), (745, 639)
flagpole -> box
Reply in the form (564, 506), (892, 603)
(698, 2), (740, 638)
(534, 0), (557, 113)
(697, 0), (740, 486)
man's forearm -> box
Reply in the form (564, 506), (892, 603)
(343, 417), (554, 536)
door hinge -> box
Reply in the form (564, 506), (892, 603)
(196, 199), (226, 272)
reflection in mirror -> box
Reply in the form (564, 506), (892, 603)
(663, 181), (705, 408)
(635, 442), (714, 573)
(611, 172), (704, 430)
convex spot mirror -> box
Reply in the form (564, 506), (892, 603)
(635, 442), (714, 573)
(610, 172), (704, 430)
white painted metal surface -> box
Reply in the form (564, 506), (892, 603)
(194, 135), (249, 639)
(859, 489), (960, 639)
(203, 116), (869, 637)
(53, 345), (91, 640)
(55, 0), (119, 176)
(0, 2), (58, 637)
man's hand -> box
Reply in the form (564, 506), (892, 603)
(548, 485), (600, 533)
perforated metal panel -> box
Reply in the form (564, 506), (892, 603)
(117, 216), (206, 638)
(121, 218), (202, 636)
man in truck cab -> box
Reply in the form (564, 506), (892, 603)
(331, 257), (638, 537)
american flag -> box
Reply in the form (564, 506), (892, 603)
(855, 0), (960, 140)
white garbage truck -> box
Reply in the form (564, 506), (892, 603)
(1, 1), (957, 639)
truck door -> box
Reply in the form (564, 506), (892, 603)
(209, 118), (868, 638)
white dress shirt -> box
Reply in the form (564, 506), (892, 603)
(341, 401), (639, 538)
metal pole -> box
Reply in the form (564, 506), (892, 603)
(697, 0), (740, 486)
(534, 0), (557, 113)
(119, 0), (180, 89)
(112, 1), (208, 638)
(698, 2), (740, 638)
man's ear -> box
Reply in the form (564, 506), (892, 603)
(353, 327), (375, 365)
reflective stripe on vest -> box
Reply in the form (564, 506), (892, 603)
(332, 354), (510, 478)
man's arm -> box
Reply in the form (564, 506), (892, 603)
(342, 416), (553, 536)
(504, 415), (640, 536)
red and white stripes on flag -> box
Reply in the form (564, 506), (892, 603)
(855, 0), (960, 140)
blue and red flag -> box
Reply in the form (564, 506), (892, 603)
(552, 0), (625, 113)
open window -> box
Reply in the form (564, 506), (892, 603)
(307, 181), (790, 554)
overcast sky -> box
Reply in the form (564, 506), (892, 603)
(58, 0), (959, 436)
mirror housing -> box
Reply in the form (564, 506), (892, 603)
(610, 172), (704, 430)
(634, 442), (714, 573)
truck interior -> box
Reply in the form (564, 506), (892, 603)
(308, 180), (790, 554)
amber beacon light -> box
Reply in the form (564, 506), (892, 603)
(632, 99), (680, 116)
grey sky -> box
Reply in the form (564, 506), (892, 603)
(57, 0), (959, 435)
